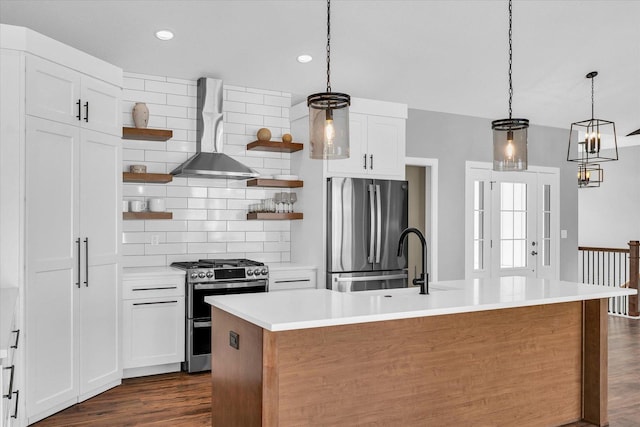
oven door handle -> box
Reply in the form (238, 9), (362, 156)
(194, 281), (267, 290)
(193, 321), (212, 328)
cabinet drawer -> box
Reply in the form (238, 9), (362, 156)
(269, 269), (317, 291)
(123, 277), (184, 300)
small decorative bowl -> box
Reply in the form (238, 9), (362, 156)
(130, 164), (147, 174)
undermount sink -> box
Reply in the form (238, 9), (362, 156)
(351, 284), (461, 297)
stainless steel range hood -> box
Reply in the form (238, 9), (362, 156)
(171, 78), (259, 179)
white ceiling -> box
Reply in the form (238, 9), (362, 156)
(2, 0), (639, 146)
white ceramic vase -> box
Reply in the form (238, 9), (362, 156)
(132, 102), (149, 128)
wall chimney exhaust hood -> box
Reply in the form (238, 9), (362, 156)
(171, 78), (259, 179)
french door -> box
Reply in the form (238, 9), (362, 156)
(465, 162), (559, 280)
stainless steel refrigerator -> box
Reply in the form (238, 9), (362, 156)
(326, 177), (408, 291)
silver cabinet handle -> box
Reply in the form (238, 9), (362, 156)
(76, 238), (81, 288)
(370, 154), (373, 170)
(133, 300), (178, 306)
(363, 154), (367, 170)
(84, 237), (89, 287)
(3, 365), (15, 398)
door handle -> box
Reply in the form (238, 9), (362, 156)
(375, 184), (381, 263)
(368, 184), (375, 263)
(531, 251), (538, 256)
(84, 237), (89, 287)
(76, 99), (81, 120)
(370, 154), (373, 170)
(76, 238), (81, 288)
(10, 329), (19, 349)
(363, 154), (367, 170)
(84, 101), (89, 122)
(11, 390), (19, 418)
(3, 365), (15, 398)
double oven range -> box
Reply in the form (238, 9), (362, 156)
(171, 259), (268, 373)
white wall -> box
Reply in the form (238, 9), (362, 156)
(578, 145), (640, 248)
(121, 72), (294, 267)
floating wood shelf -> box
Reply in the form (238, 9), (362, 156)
(122, 127), (173, 141)
(122, 172), (173, 183)
(123, 212), (173, 220)
(246, 140), (303, 153)
(246, 178), (303, 188)
(247, 212), (303, 220)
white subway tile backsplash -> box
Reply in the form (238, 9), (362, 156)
(145, 80), (188, 96)
(187, 221), (227, 232)
(122, 75), (292, 267)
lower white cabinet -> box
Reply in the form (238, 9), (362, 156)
(122, 268), (185, 377)
(269, 266), (318, 291)
(1, 290), (21, 427)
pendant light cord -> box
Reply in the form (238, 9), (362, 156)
(508, 0), (513, 120)
(591, 75), (595, 120)
(326, 0), (332, 92)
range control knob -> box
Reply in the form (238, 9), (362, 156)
(198, 271), (206, 278)
(206, 270), (214, 278)
(190, 272), (198, 279)
(261, 268), (268, 275)
(247, 269), (254, 276)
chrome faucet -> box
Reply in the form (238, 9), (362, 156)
(397, 227), (429, 295)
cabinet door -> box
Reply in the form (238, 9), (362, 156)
(367, 115), (406, 179)
(81, 76), (121, 136)
(26, 55), (81, 126)
(326, 113), (368, 178)
(78, 129), (121, 398)
(122, 298), (185, 369)
(25, 117), (80, 419)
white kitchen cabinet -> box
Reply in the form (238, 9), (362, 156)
(269, 266), (318, 291)
(25, 114), (122, 421)
(0, 25), (125, 424)
(26, 55), (121, 136)
(122, 268), (185, 377)
(326, 113), (406, 180)
(1, 289), (21, 427)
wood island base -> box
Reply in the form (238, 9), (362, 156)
(211, 299), (608, 426)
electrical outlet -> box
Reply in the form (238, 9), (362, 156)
(151, 234), (160, 246)
(229, 331), (239, 350)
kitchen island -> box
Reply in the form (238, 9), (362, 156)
(206, 277), (636, 427)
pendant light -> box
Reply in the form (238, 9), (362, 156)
(567, 71), (618, 164)
(492, 0), (529, 172)
(307, 0), (350, 160)
(577, 163), (603, 189)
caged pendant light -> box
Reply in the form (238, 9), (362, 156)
(307, 0), (351, 160)
(492, 0), (529, 172)
(567, 71), (618, 164)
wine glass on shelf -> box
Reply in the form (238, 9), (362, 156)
(274, 193), (283, 213)
(289, 193), (297, 212)
(281, 193), (290, 213)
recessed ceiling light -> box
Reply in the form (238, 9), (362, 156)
(155, 30), (174, 41)
(297, 54), (313, 63)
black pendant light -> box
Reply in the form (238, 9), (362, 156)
(567, 71), (618, 164)
(492, 0), (529, 172)
(307, 0), (350, 160)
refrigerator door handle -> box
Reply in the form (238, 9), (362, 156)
(368, 184), (376, 263)
(334, 273), (408, 292)
(375, 184), (382, 263)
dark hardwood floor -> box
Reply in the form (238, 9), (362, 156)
(34, 316), (639, 426)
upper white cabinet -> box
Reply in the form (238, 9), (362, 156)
(326, 113), (406, 179)
(26, 55), (121, 136)
(1, 24), (123, 425)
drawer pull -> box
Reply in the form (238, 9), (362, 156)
(3, 365), (15, 398)
(133, 300), (178, 306)
(11, 390), (19, 418)
(274, 279), (311, 284)
(11, 329), (20, 349)
(132, 286), (178, 291)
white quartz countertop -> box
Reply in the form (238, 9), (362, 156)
(123, 266), (186, 279)
(1, 288), (19, 359)
(205, 276), (637, 332)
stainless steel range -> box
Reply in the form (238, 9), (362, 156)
(170, 258), (268, 373)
